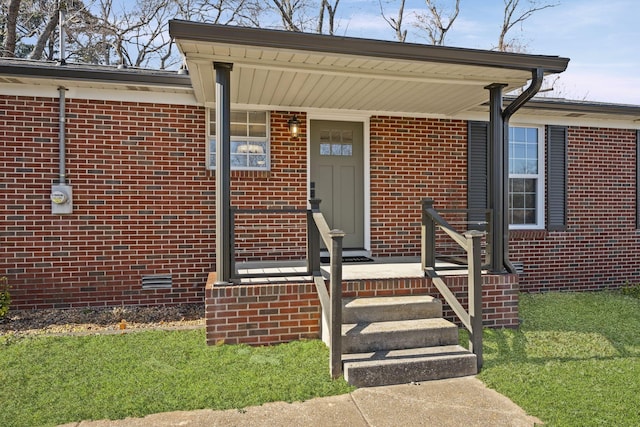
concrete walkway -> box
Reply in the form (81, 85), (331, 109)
(60, 376), (541, 427)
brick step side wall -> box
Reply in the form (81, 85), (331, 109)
(205, 273), (519, 346)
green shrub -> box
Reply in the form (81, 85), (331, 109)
(0, 276), (10, 320)
(621, 282), (640, 299)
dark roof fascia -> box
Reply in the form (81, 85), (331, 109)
(506, 96), (640, 117)
(0, 61), (192, 88)
(169, 20), (570, 74)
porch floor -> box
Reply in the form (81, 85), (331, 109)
(234, 257), (471, 284)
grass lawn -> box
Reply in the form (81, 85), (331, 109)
(1, 291), (638, 426)
(476, 291), (640, 427)
(0, 332), (353, 427)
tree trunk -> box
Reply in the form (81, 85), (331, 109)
(28, 9), (60, 60)
(2, 0), (22, 57)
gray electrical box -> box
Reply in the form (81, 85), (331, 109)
(51, 184), (73, 214)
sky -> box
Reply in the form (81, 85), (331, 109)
(336, 0), (640, 105)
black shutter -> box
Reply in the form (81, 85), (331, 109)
(547, 125), (568, 231)
(468, 121), (489, 229)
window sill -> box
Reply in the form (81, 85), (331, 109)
(509, 229), (548, 240)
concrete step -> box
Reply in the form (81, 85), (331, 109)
(343, 345), (477, 387)
(342, 318), (459, 353)
(342, 295), (442, 324)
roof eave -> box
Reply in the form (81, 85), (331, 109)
(0, 62), (192, 88)
(169, 20), (570, 74)
(507, 96), (640, 117)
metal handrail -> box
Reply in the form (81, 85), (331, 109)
(230, 206), (310, 279)
(421, 198), (485, 370)
(229, 201), (343, 378)
(309, 199), (344, 379)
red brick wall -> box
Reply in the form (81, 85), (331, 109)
(510, 126), (640, 292)
(3, 92), (639, 310)
(370, 117), (468, 257)
(231, 111), (308, 262)
(1, 95), (211, 308)
(0, 95), (308, 309)
(206, 273), (519, 346)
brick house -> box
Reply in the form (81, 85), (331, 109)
(2, 22), (640, 347)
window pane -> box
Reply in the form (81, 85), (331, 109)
(513, 143), (526, 158)
(525, 194), (536, 209)
(230, 123), (247, 136)
(249, 124), (266, 137)
(511, 210), (525, 224)
(208, 109), (269, 170)
(320, 143), (330, 155)
(231, 154), (247, 167)
(512, 193), (524, 209)
(509, 177), (537, 225)
(248, 155), (267, 168)
(510, 128), (526, 142)
(249, 111), (267, 123)
(524, 178), (537, 192)
(230, 111), (246, 123)
(510, 178), (524, 193)
(509, 127), (540, 227)
(511, 159), (526, 174)
(524, 210), (536, 224)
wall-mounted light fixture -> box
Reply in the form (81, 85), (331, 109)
(288, 115), (300, 138)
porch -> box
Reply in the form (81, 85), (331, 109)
(168, 21), (565, 385)
(206, 200), (519, 386)
(232, 256), (464, 284)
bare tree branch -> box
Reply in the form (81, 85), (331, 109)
(498, 0), (559, 52)
(28, 8), (58, 60)
(379, 0), (407, 42)
(414, 0), (460, 46)
(270, 0), (302, 31)
(317, 0), (340, 35)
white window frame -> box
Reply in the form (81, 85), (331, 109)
(508, 125), (545, 230)
(207, 109), (271, 171)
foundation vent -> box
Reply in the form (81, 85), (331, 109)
(142, 274), (173, 289)
(512, 262), (524, 274)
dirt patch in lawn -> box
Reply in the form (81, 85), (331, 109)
(0, 304), (204, 337)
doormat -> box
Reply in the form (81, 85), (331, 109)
(320, 256), (375, 264)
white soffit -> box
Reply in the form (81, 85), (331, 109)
(175, 35), (560, 116)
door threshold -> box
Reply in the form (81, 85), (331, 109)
(320, 249), (371, 258)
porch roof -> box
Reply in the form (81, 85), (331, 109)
(169, 20), (570, 116)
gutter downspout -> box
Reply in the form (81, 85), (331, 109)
(58, 86), (66, 185)
(488, 67), (544, 273)
(50, 86), (73, 214)
(502, 68), (544, 273)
